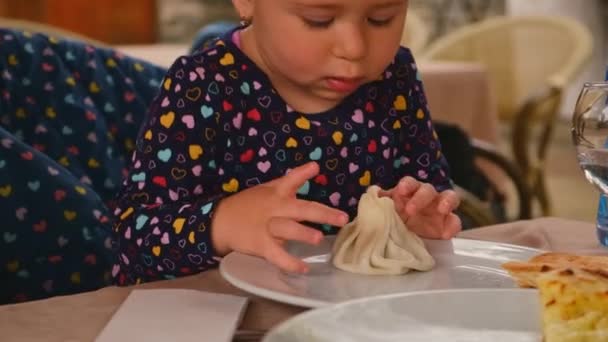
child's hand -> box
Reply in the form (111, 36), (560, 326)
(211, 162), (349, 274)
(379, 177), (461, 239)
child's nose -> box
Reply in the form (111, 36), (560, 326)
(332, 25), (367, 62)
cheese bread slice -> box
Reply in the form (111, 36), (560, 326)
(502, 252), (608, 288)
(502, 252), (608, 342)
(537, 267), (608, 342)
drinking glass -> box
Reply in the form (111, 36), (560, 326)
(571, 82), (608, 246)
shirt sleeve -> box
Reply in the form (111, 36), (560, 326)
(392, 48), (453, 191)
(111, 55), (227, 285)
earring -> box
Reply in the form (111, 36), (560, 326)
(240, 16), (252, 27)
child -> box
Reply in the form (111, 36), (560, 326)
(112, 0), (461, 285)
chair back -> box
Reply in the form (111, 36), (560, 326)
(421, 15), (593, 122)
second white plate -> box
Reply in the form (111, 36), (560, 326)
(220, 237), (541, 308)
(263, 289), (541, 342)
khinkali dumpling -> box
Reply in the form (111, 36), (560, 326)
(332, 185), (435, 275)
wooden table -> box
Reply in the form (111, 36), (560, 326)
(1, 217), (604, 342)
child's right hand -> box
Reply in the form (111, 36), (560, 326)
(211, 162), (349, 273)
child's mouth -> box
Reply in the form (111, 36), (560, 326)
(325, 77), (363, 93)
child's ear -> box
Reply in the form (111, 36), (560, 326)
(232, 0), (254, 20)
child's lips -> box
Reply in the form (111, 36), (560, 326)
(325, 77), (363, 93)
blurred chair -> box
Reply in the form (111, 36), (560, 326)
(401, 9), (432, 56)
(420, 15), (593, 216)
(435, 123), (531, 228)
(459, 138), (533, 227)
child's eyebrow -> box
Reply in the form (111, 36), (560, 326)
(287, 0), (405, 11)
(287, 1), (341, 10)
(373, 0), (407, 9)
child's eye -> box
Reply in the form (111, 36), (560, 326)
(368, 16), (394, 26)
(303, 17), (334, 28)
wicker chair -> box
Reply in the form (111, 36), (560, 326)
(420, 15), (593, 216)
(435, 123), (532, 228)
(401, 9), (432, 56)
(458, 138), (532, 227)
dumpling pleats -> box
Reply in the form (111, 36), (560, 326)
(332, 186), (435, 275)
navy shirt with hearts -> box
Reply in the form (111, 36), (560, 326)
(112, 33), (452, 285)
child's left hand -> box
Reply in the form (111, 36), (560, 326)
(379, 176), (461, 239)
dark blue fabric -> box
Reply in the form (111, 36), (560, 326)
(0, 28), (167, 304)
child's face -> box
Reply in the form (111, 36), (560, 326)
(234, 0), (408, 113)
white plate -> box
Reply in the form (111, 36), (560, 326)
(263, 289), (541, 342)
(219, 237), (541, 308)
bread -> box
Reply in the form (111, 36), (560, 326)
(538, 267), (608, 342)
(502, 252), (608, 288)
(331, 185), (435, 275)
(503, 252), (608, 342)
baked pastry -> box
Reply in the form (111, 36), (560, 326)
(502, 252), (608, 288)
(503, 253), (608, 341)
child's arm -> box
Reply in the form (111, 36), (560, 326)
(111, 57), (230, 285)
(379, 48), (461, 239)
(396, 50), (451, 192)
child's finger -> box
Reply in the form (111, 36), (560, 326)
(380, 178), (416, 214)
(377, 186), (407, 213)
(441, 213), (462, 239)
(264, 242), (309, 274)
(398, 176), (421, 197)
(286, 199), (349, 227)
(405, 183), (437, 216)
(377, 187), (393, 198)
(278, 162), (319, 195)
(437, 190), (461, 214)
(392, 191), (408, 214)
(267, 217), (323, 245)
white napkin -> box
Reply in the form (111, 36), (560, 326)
(95, 289), (248, 342)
